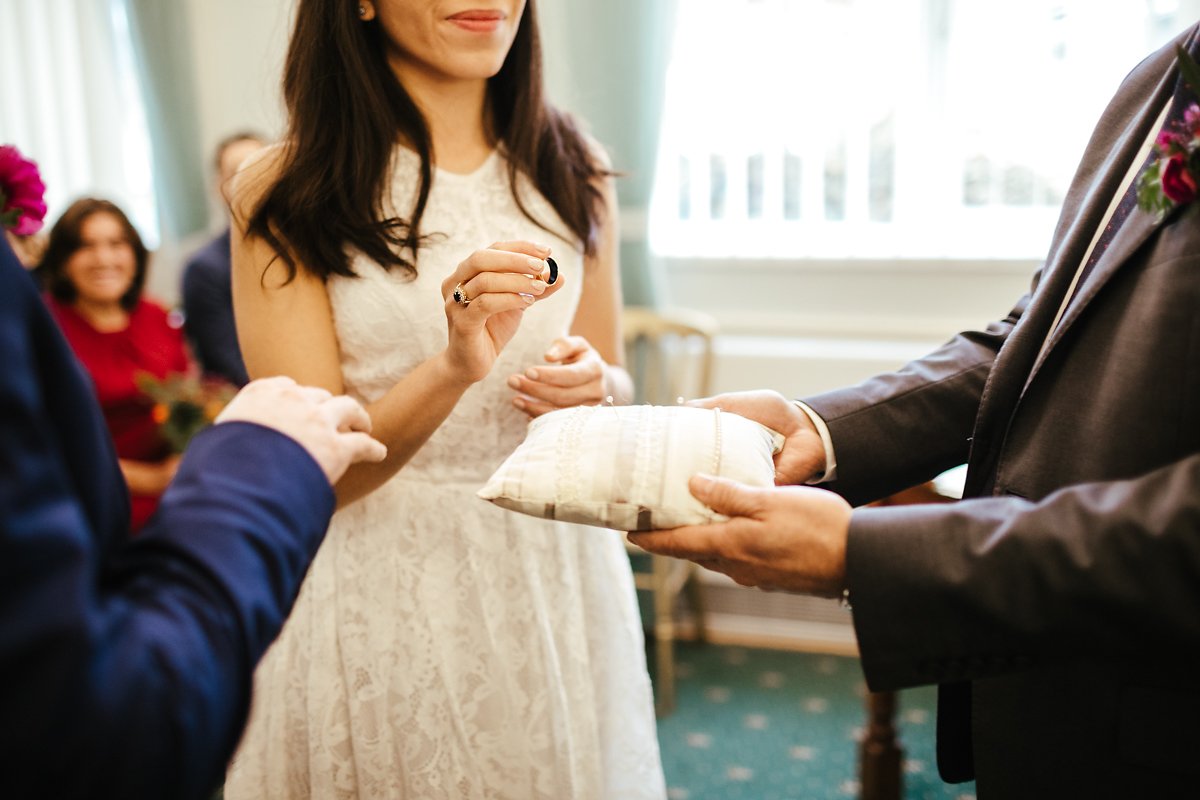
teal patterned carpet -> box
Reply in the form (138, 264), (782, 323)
(654, 641), (977, 800)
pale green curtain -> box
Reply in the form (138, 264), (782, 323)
(121, 0), (207, 240)
(542, 1), (678, 308)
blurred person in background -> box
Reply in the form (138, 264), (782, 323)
(40, 197), (190, 533)
(182, 131), (267, 387)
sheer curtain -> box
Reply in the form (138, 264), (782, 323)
(0, 0), (160, 246)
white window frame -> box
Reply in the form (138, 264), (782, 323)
(650, 0), (1196, 264)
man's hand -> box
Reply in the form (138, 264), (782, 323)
(628, 474), (851, 598)
(688, 390), (826, 485)
(216, 376), (387, 484)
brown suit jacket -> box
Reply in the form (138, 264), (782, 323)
(805, 24), (1200, 799)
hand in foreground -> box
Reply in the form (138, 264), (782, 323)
(508, 335), (610, 416)
(441, 241), (563, 384)
(687, 390), (826, 485)
(216, 376), (387, 484)
(628, 474), (851, 598)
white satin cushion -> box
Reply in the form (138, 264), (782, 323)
(478, 404), (785, 531)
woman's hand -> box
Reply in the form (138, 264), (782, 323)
(508, 335), (617, 417)
(441, 241), (560, 384)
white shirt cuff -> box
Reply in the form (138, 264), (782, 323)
(792, 400), (838, 483)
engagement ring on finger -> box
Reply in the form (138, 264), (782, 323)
(452, 282), (471, 306)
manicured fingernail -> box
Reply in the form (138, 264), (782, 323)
(521, 292), (535, 304)
(507, 375), (521, 389)
(546, 256), (558, 285)
(529, 279), (547, 292)
(527, 258), (544, 274)
(533, 242), (551, 253)
(526, 368), (539, 380)
(513, 396), (526, 409)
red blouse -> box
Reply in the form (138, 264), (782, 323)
(47, 296), (190, 533)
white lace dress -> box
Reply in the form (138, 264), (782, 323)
(224, 149), (666, 800)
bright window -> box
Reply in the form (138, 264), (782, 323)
(649, 0), (1192, 260)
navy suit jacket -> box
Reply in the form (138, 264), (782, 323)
(182, 228), (249, 386)
(0, 238), (334, 798)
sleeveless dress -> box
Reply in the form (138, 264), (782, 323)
(225, 148), (666, 800)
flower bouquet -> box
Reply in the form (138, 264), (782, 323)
(1137, 45), (1200, 219)
(136, 372), (236, 454)
(0, 145), (47, 234)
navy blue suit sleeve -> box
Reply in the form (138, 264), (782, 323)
(0, 241), (334, 799)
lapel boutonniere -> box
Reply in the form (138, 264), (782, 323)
(1137, 45), (1200, 219)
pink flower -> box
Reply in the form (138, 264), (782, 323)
(1161, 154), (1198, 204)
(0, 145), (48, 235)
(1185, 103), (1200, 133)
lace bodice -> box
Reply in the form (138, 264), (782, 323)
(328, 148), (583, 483)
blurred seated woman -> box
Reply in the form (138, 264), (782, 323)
(39, 198), (189, 533)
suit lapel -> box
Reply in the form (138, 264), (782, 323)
(963, 30), (1190, 497)
(1023, 60), (1185, 388)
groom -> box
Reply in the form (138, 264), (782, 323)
(632, 20), (1200, 800)
(0, 235), (385, 799)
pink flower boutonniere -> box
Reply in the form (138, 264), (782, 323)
(1137, 46), (1200, 219)
(0, 145), (47, 235)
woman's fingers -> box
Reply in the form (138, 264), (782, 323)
(511, 393), (559, 417)
(543, 335), (589, 363)
(448, 243), (552, 287)
(519, 359), (602, 388)
(452, 290), (537, 319)
(508, 370), (603, 408)
(487, 240), (551, 259)
(507, 335), (607, 416)
(441, 242), (566, 320)
(455, 271), (549, 304)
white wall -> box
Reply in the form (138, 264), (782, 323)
(146, 1), (290, 303)
(667, 256), (1034, 397)
(184, 0), (291, 216)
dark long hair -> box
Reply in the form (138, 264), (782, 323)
(39, 197), (149, 311)
(247, 0), (608, 283)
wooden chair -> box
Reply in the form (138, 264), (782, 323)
(621, 305), (720, 715)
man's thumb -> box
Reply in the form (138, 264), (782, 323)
(689, 474), (761, 517)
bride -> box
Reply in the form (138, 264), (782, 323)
(223, 0), (665, 798)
